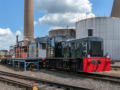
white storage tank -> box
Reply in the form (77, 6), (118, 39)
(76, 17), (120, 60)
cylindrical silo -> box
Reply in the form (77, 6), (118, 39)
(49, 29), (76, 38)
(76, 17), (120, 60)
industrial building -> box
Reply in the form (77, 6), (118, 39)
(0, 50), (10, 59)
(28, 37), (49, 58)
(76, 17), (120, 60)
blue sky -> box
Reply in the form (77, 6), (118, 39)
(90, 0), (113, 16)
(0, 0), (114, 49)
(0, 0), (114, 37)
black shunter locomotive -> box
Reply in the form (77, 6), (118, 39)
(44, 37), (111, 72)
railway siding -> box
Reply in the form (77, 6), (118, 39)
(0, 71), (91, 90)
(0, 65), (119, 90)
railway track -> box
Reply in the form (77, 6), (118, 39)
(0, 71), (91, 90)
(0, 76), (33, 90)
(78, 72), (120, 84)
(45, 69), (120, 85)
(111, 65), (120, 70)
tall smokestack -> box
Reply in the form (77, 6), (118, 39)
(111, 0), (120, 18)
(24, 0), (34, 45)
(16, 35), (19, 46)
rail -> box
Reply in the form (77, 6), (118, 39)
(45, 69), (120, 85)
(78, 72), (120, 84)
(0, 76), (33, 90)
(0, 71), (91, 90)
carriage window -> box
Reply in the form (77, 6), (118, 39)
(90, 41), (103, 57)
(88, 29), (93, 36)
(42, 43), (46, 49)
(24, 47), (28, 52)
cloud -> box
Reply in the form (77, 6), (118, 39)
(35, 0), (95, 27)
(34, 21), (38, 26)
(39, 13), (95, 26)
(0, 28), (23, 50)
(36, 0), (92, 14)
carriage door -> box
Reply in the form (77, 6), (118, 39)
(82, 42), (88, 57)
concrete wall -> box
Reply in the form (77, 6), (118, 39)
(76, 17), (120, 60)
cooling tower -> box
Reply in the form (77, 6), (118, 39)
(24, 0), (34, 45)
(111, 0), (120, 18)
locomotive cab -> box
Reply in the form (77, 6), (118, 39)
(87, 37), (103, 57)
(56, 37), (104, 58)
(82, 37), (111, 72)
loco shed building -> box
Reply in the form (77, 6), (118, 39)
(76, 17), (120, 60)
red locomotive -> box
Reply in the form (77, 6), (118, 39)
(43, 37), (111, 72)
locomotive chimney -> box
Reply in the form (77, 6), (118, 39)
(111, 0), (120, 18)
(24, 0), (34, 45)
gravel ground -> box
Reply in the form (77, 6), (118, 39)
(96, 64), (120, 76)
(97, 70), (120, 77)
(0, 82), (24, 90)
(0, 65), (120, 90)
(0, 75), (64, 90)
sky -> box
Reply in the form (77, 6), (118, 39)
(0, 0), (114, 50)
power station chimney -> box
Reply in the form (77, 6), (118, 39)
(111, 0), (120, 18)
(24, 0), (34, 45)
